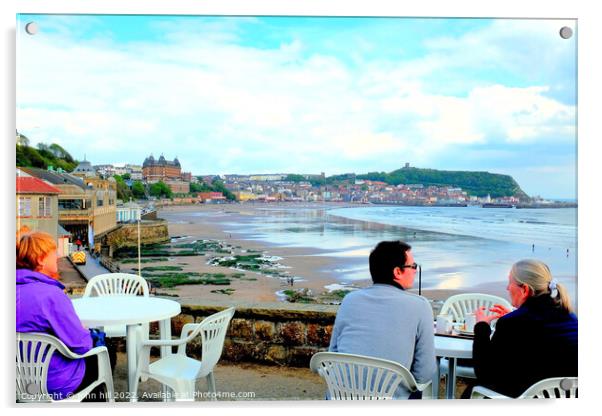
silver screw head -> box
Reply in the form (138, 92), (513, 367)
(25, 22), (39, 35)
(560, 378), (575, 391)
(559, 26), (573, 39)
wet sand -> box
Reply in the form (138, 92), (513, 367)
(119, 203), (509, 305)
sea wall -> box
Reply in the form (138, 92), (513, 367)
(105, 219), (170, 254)
(150, 300), (337, 367)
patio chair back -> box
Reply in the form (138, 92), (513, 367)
(84, 273), (149, 297)
(520, 377), (578, 398)
(471, 377), (578, 399)
(180, 307), (236, 373)
(309, 352), (421, 400)
(16, 333), (57, 402)
(16, 332), (114, 402)
(440, 293), (512, 322)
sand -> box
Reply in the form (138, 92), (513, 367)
(118, 203), (508, 305)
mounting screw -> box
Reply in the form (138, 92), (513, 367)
(25, 22), (39, 35)
(559, 378), (575, 391)
(559, 26), (573, 39)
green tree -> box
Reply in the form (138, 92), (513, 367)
(132, 180), (147, 199)
(113, 175), (133, 201)
(149, 181), (172, 199)
(211, 180), (236, 201)
(285, 174), (306, 182)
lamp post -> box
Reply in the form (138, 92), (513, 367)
(137, 216), (141, 277)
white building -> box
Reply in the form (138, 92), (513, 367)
(116, 201), (142, 223)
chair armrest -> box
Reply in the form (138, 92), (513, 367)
(142, 338), (187, 348)
(415, 380), (432, 392)
(60, 346), (109, 360)
(471, 385), (511, 399)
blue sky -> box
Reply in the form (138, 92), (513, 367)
(16, 14), (577, 199)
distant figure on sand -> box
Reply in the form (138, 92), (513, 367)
(328, 240), (435, 399)
(567, 248), (570, 257)
(532, 244), (535, 252)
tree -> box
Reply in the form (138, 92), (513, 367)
(149, 181), (172, 199)
(211, 179), (236, 201)
(132, 181), (146, 199)
(16, 131), (29, 146)
(121, 173), (131, 180)
(113, 175), (133, 201)
(190, 182), (212, 193)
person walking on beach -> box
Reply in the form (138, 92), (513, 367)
(328, 240), (436, 399)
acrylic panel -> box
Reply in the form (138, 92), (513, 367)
(16, 14), (577, 402)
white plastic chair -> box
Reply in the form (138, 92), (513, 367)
(309, 352), (432, 400)
(16, 332), (115, 403)
(471, 377), (578, 399)
(83, 273), (150, 337)
(438, 293), (512, 381)
(132, 307), (235, 401)
(439, 293), (512, 324)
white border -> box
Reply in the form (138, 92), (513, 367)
(3, 1), (600, 415)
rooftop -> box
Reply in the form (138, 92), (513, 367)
(16, 176), (61, 194)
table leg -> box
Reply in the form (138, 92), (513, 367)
(126, 324), (137, 402)
(159, 319), (172, 401)
(433, 357), (441, 399)
(446, 357), (457, 399)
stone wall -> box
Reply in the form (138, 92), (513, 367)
(105, 219), (169, 254)
(156, 300), (337, 368)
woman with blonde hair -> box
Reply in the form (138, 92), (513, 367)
(16, 230), (94, 401)
(468, 259), (577, 398)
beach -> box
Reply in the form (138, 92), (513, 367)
(115, 203), (518, 305)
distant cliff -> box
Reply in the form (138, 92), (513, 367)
(354, 167), (529, 199)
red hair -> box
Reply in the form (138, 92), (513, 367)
(16, 230), (57, 271)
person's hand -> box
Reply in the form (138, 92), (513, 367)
(489, 303), (512, 317)
(475, 303), (511, 324)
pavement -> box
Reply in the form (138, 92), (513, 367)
(71, 249), (112, 281)
(108, 352), (469, 402)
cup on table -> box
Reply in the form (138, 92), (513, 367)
(436, 314), (453, 334)
(464, 313), (477, 332)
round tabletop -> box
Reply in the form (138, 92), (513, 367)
(72, 296), (181, 327)
(434, 335), (473, 359)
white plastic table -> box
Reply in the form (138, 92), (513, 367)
(72, 296), (181, 401)
(434, 335), (473, 399)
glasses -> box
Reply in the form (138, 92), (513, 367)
(400, 262), (419, 270)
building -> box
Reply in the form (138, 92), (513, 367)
(116, 201), (142, 223)
(16, 172), (61, 241)
(142, 154), (190, 193)
(197, 192), (227, 203)
(142, 154), (182, 182)
(125, 164), (143, 180)
(21, 163), (117, 247)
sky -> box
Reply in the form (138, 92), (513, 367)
(16, 15), (577, 199)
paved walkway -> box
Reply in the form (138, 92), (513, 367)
(71, 249), (111, 282)
(109, 352), (469, 401)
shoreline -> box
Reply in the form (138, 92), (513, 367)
(117, 203), (510, 305)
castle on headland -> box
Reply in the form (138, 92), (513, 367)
(142, 154), (191, 193)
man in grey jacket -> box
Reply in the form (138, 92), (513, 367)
(328, 240), (436, 399)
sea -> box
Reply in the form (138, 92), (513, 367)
(220, 205), (577, 306)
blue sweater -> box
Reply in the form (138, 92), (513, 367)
(329, 284), (436, 398)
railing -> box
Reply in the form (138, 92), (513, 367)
(98, 255), (121, 273)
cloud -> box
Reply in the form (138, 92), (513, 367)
(16, 15), (576, 198)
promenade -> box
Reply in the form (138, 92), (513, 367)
(110, 352), (469, 401)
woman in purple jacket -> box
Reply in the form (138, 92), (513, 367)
(16, 230), (94, 401)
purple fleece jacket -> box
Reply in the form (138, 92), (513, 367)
(16, 269), (92, 400)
